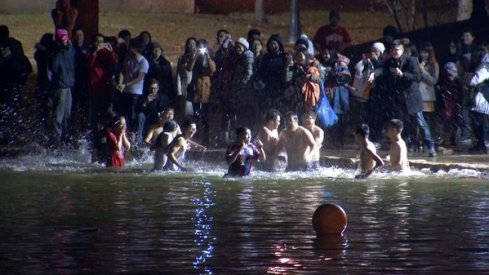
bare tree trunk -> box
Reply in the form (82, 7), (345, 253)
(422, 0), (428, 28)
(254, 0), (267, 23)
(287, 0), (301, 43)
(409, 0), (416, 31)
(383, 0), (403, 32)
(457, 0), (473, 21)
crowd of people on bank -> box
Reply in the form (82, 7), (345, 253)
(1, 7), (488, 176)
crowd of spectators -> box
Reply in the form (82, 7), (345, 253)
(0, 8), (488, 163)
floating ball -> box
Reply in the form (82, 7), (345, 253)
(312, 203), (347, 236)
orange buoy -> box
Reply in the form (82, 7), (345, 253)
(312, 203), (347, 236)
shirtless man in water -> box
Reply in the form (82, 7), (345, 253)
(144, 107), (179, 146)
(302, 110), (324, 169)
(153, 120), (180, 171)
(275, 111), (317, 171)
(354, 124), (384, 179)
(166, 119), (206, 171)
(256, 109), (281, 171)
(386, 119), (410, 172)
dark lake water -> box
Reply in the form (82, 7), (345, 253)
(0, 151), (488, 273)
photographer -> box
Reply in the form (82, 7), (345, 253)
(370, 40), (437, 157)
(87, 33), (117, 159)
(187, 39), (216, 145)
(353, 42), (385, 143)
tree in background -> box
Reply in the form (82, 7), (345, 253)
(255, 0), (267, 23)
(287, 0), (301, 43)
(381, 0), (487, 32)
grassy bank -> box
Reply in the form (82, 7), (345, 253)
(4, 10), (455, 66)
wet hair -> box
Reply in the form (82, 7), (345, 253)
(110, 115), (125, 127)
(356, 124), (370, 138)
(182, 118), (195, 129)
(163, 106), (174, 113)
(388, 119), (404, 133)
(236, 126), (250, 137)
(163, 120), (178, 132)
(304, 109), (317, 120)
(265, 109), (281, 123)
(118, 29), (131, 39)
(285, 111), (298, 122)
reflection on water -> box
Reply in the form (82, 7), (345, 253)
(0, 152), (488, 273)
(193, 180), (216, 274)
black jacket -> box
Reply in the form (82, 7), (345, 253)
(375, 55), (423, 114)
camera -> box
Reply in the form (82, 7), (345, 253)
(198, 47), (208, 55)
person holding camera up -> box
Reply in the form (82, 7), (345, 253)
(187, 39), (216, 145)
(369, 40), (437, 157)
(87, 33), (117, 161)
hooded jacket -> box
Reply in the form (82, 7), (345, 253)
(257, 34), (287, 91)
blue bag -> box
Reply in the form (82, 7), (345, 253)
(315, 83), (338, 128)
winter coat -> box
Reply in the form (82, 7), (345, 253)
(419, 62), (439, 102)
(50, 44), (76, 89)
(375, 56), (423, 115)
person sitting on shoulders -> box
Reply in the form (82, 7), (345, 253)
(302, 109), (324, 170)
(275, 111), (317, 171)
(106, 116), (131, 168)
(354, 124), (384, 179)
(386, 119), (410, 172)
(165, 119), (206, 172)
(153, 120), (180, 171)
(225, 127), (265, 177)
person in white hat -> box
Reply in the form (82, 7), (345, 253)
(352, 41), (386, 144)
(230, 37), (256, 129)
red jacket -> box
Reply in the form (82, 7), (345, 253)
(87, 48), (117, 97)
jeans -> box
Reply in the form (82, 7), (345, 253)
(470, 111), (489, 149)
(53, 88), (72, 144)
(415, 111), (435, 150)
